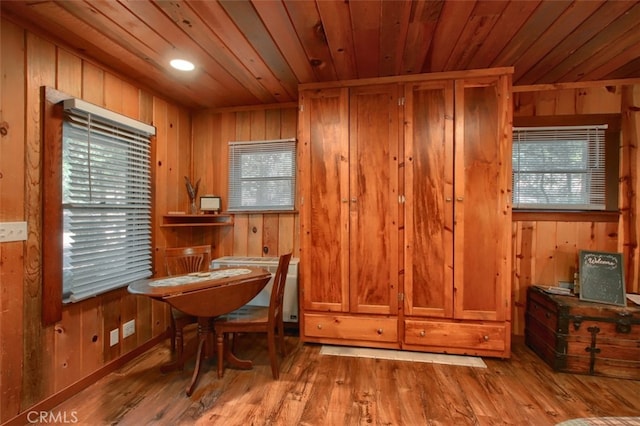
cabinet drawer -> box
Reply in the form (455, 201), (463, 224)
(304, 313), (398, 343)
(404, 319), (506, 352)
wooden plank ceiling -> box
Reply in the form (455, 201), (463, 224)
(3, 0), (640, 110)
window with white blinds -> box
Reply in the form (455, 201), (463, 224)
(228, 138), (296, 211)
(512, 125), (607, 210)
(62, 99), (155, 302)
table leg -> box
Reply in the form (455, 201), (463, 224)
(185, 317), (212, 397)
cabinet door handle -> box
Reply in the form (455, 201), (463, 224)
(456, 197), (464, 202)
(351, 197), (357, 203)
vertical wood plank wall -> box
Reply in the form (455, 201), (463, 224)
(190, 106), (299, 259)
(511, 84), (640, 334)
(0, 21), (183, 421)
(1, 18), (639, 423)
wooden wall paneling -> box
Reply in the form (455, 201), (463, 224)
(576, 222), (598, 253)
(536, 88), (580, 115)
(263, 214), (279, 256)
(120, 294), (138, 354)
(212, 112), (234, 257)
(532, 222), (556, 285)
(265, 108), (282, 139)
(250, 109), (267, 139)
(218, 111), (236, 211)
(54, 303), (83, 391)
(281, 107), (300, 257)
(80, 61), (104, 105)
(192, 112), (215, 196)
(104, 72), (124, 114)
(278, 213), (296, 256)
(153, 99), (171, 254)
(102, 289), (122, 363)
(621, 84), (639, 294)
(174, 104), (196, 246)
(151, 98), (182, 334)
(167, 102), (186, 217)
(235, 110), (251, 140)
(79, 296), (103, 377)
(137, 90), (155, 343)
(597, 222), (619, 252)
(248, 110), (266, 257)
(23, 31), (57, 409)
(247, 214), (264, 256)
(514, 86), (623, 117)
(231, 112), (251, 256)
(575, 86), (622, 114)
(511, 223), (525, 336)
(0, 19), (26, 422)
(120, 80), (140, 119)
(554, 221), (578, 284)
(233, 214), (249, 256)
(56, 48), (82, 97)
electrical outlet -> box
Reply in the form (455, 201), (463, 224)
(122, 319), (135, 338)
(0, 222), (28, 243)
(109, 329), (119, 347)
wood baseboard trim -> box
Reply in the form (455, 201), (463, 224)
(1, 332), (168, 426)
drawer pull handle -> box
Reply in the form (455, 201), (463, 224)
(377, 328), (383, 335)
(483, 335), (489, 342)
(317, 324), (322, 329)
(545, 312), (551, 319)
(419, 330), (426, 337)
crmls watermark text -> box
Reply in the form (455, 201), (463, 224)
(27, 410), (79, 424)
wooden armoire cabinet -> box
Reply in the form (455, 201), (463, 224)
(298, 68), (513, 358)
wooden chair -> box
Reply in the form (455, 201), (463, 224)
(214, 252), (292, 380)
(164, 245), (211, 367)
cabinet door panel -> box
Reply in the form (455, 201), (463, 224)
(404, 80), (454, 318)
(299, 88), (350, 312)
(454, 76), (512, 321)
(349, 85), (399, 314)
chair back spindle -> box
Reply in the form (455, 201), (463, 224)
(165, 245), (211, 276)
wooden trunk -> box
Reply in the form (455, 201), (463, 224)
(525, 286), (640, 380)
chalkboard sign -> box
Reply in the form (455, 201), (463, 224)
(579, 250), (626, 306)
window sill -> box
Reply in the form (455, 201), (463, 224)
(513, 210), (620, 223)
(229, 210), (299, 215)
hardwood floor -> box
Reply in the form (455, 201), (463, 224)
(49, 334), (640, 426)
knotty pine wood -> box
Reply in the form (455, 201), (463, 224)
(621, 85), (640, 296)
(0, 22), (180, 422)
(39, 336), (640, 426)
(191, 105), (299, 259)
(3, 13), (640, 424)
(404, 79), (455, 319)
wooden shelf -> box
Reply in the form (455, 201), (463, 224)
(161, 214), (234, 228)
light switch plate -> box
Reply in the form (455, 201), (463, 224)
(0, 222), (28, 242)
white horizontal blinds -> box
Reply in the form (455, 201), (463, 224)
(228, 138), (296, 211)
(512, 125), (607, 210)
(62, 103), (154, 302)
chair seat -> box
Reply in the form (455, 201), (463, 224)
(217, 305), (269, 325)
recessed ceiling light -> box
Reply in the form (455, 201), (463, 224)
(170, 59), (195, 71)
